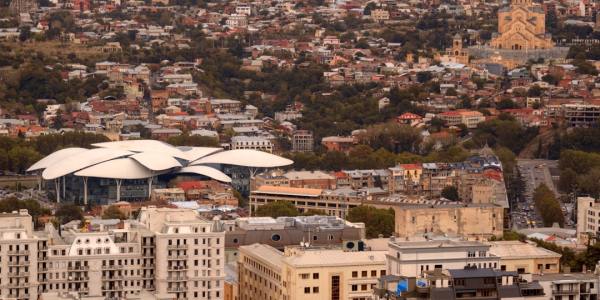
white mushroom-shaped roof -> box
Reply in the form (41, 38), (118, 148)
(130, 152), (182, 171)
(74, 158), (157, 179)
(176, 166), (232, 183)
(29, 140), (293, 182)
(178, 146), (223, 162)
(42, 148), (133, 180)
(92, 140), (189, 160)
(27, 147), (88, 172)
(190, 149), (293, 168)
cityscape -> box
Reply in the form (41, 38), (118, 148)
(0, 0), (600, 298)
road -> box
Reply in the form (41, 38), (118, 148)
(511, 159), (571, 229)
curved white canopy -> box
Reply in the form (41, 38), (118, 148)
(179, 147), (223, 162)
(130, 152), (182, 171)
(92, 140), (188, 160)
(27, 147), (88, 172)
(176, 166), (232, 183)
(42, 148), (133, 180)
(74, 158), (155, 179)
(190, 149), (293, 168)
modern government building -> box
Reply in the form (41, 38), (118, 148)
(26, 140), (293, 205)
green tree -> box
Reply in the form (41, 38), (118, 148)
(167, 134), (219, 147)
(55, 204), (84, 225)
(441, 186), (459, 201)
(254, 201), (299, 218)
(347, 206), (395, 238)
(558, 168), (578, 194)
(533, 184), (564, 227)
(102, 206), (127, 220)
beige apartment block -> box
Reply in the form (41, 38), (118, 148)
(0, 206), (225, 300)
(487, 241), (561, 275)
(238, 244), (386, 300)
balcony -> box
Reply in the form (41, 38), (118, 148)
(553, 289), (576, 295)
(101, 265), (123, 270)
(143, 273), (154, 279)
(167, 286), (187, 293)
(102, 285), (123, 291)
(167, 265), (188, 271)
(68, 265), (90, 271)
(72, 277), (90, 282)
(167, 244), (188, 250)
(167, 276), (188, 281)
(143, 285), (155, 290)
(8, 272), (30, 277)
(8, 260), (29, 266)
(167, 255), (188, 260)
(8, 250), (30, 256)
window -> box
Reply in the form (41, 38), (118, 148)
(352, 271), (358, 278)
(304, 287), (310, 294)
(300, 273), (309, 279)
(467, 251), (476, 258)
(361, 271), (367, 277)
(371, 270), (377, 277)
(312, 287), (319, 293)
(351, 284), (358, 291)
(313, 273), (319, 279)
(361, 284), (367, 291)
(271, 234), (281, 242)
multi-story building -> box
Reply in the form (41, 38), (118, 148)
(284, 170), (336, 190)
(238, 244), (386, 300)
(534, 272), (600, 300)
(292, 130), (314, 153)
(0, 207), (226, 300)
(576, 196), (600, 244)
(393, 203), (504, 239)
(562, 103), (600, 127)
(223, 215), (365, 262)
(374, 267), (546, 299)
(486, 241), (561, 275)
(386, 239), (501, 278)
(230, 136), (273, 153)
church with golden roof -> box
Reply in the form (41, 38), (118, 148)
(490, 0), (554, 50)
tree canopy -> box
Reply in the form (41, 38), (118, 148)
(533, 184), (564, 227)
(346, 205), (395, 238)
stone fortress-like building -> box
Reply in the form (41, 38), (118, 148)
(491, 0), (554, 50)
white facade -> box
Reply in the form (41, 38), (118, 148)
(386, 239), (500, 277)
(0, 207), (225, 300)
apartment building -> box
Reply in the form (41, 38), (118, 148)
(291, 130), (314, 153)
(562, 103), (600, 127)
(230, 136), (273, 153)
(0, 206), (225, 300)
(223, 215), (365, 262)
(487, 241), (561, 275)
(438, 110), (485, 129)
(534, 272), (600, 300)
(386, 239), (501, 278)
(249, 185), (363, 218)
(238, 244), (386, 300)
(576, 197), (600, 244)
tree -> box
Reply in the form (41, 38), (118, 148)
(102, 206), (127, 220)
(347, 206), (395, 238)
(167, 134), (219, 147)
(441, 186), (459, 201)
(416, 71), (433, 83)
(55, 204), (84, 225)
(533, 184), (564, 227)
(19, 26), (31, 42)
(558, 168), (578, 194)
(254, 201), (299, 218)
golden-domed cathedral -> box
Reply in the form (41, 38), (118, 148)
(490, 0), (554, 50)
